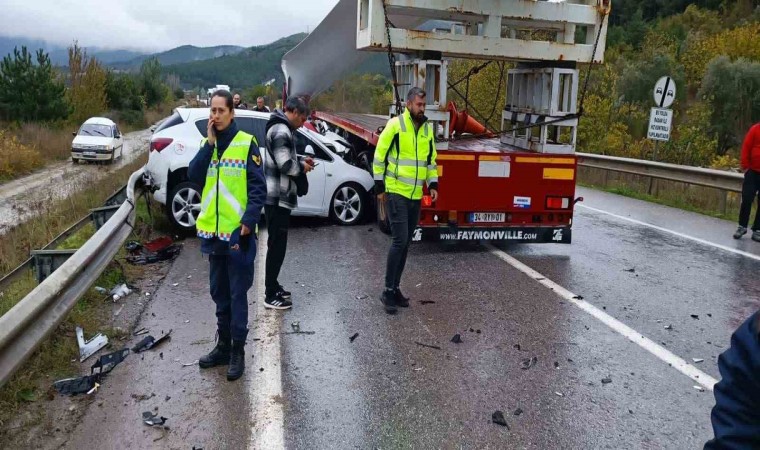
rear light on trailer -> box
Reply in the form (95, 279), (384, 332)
(150, 138), (173, 152)
(546, 197), (570, 209)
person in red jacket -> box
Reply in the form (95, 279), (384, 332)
(734, 123), (760, 241)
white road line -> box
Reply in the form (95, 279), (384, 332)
(249, 230), (285, 450)
(578, 204), (760, 263)
(486, 244), (719, 391)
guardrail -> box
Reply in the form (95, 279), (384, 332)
(576, 153), (743, 192)
(576, 153), (743, 214)
(0, 169), (144, 387)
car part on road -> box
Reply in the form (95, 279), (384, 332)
(126, 239), (182, 265)
(53, 375), (100, 396)
(167, 181), (201, 232)
(76, 326), (109, 362)
(91, 349), (129, 376)
(132, 329), (172, 353)
(521, 356), (538, 370)
(491, 411), (509, 428)
(514, 408), (523, 416)
(349, 333), (359, 342)
(415, 341), (442, 350)
(142, 411), (168, 426)
(330, 183), (366, 225)
(602, 377), (613, 385)
(450, 334), (463, 344)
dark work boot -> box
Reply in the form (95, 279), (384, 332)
(227, 340), (245, 381)
(394, 288), (410, 308)
(380, 289), (397, 315)
(199, 331), (231, 369)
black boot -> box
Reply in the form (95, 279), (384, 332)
(227, 340), (245, 381)
(380, 289), (397, 314)
(394, 288), (410, 308)
(199, 331), (231, 369)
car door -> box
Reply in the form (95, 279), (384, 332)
(113, 125), (124, 158)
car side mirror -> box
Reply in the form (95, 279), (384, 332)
(304, 145), (316, 157)
(72, 131), (77, 136)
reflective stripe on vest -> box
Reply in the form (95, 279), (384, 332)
(196, 131), (253, 241)
(384, 110), (436, 200)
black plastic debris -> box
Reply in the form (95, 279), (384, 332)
(53, 375), (100, 396)
(126, 237), (181, 265)
(691, 314), (700, 320)
(664, 324), (673, 330)
(476, 329), (482, 334)
(521, 356), (538, 370)
(602, 377), (613, 385)
(469, 328), (474, 332)
(624, 268), (636, 273)
(491, 411), (509, 428)
(451, 334), (463, 344)
(91, 349), (130, 376)
(415, 341), (442, 350)
(554, 361), (560, 368)
(349, 333), (359, 343)
(513, 344), (521, 351)
(572, 295), (584, 300)
(514, 408), (523, 416)
(132, 330), (172, 353)
(419, 300), (435, 305)
(142, 411), (168, 426)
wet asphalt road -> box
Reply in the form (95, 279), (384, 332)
(55, 186), (760, 449)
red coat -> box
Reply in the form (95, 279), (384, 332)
(741, 123), (760, 172)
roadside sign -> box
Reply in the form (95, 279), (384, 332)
(648, 107), (672, 141)
(654, 76), (676, 108)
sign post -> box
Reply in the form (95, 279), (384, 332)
(648, 76), (676, 160)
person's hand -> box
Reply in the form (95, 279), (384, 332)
(240, 224), (251, 236)
(303, 158), (314, 173)
(377, 192), (386, 202)
(207, 118), (216, 146)
(430, 189), (438, 203)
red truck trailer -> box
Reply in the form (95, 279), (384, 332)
(314, 111), (577, 244)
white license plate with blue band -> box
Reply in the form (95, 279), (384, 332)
(83, 152), (97, 157)
(470, 213), (506, 223)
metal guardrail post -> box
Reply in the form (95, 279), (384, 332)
(31, 250), (78, 283)
(90, 205), (122, 230)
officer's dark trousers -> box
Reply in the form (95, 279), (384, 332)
(738, 169), (760, 230)
(209, 241), (256, 342)
(385, 193), (421, 290)
(705, 310), (760, 449)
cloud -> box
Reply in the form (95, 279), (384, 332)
(0, 0), (339, 51)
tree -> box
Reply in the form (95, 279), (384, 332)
(699, 56), (760, 154)
(0, 46), (68, 122)
(140, 57), (169, 108)
(67, 42), (107, 125)
(105, 71), (143, 111)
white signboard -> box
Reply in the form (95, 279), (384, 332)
(653, 76), (676, 108)
(648, 107), (673, 141)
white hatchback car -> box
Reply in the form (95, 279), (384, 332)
(71, 117), (125, 163)
(144, 108), (375, 231)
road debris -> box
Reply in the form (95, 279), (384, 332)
(53, 376), (100, 396)
(132, 329), (172, 353)
(554, 361), (560, 369)
(624, 268), (636, 273)
(555, 392), (564, 397)
(514, 408), (523, 416)
(126, 237), (181, 265)
(491, 411), (509, 428)
(349, 333), (359, 343)
(664, 324), (673, 330)
(572, 295), (584, 300)
(291, 321), (301, 332)
(521, 356), (538, 370)
(132, 393), (156, 402)
(95, 286), (108, 294)
(134, 328), (149, 336)
(355, 294), (368, 300)
(76, 326), (108, 362)
(450, 334), (463, 344)
(602, 377), (613, 385)
(694, 386), (705, 392)
(419, 300), (435, 305)
(142, 411), (168, 426)
(690, 314), (699, 320)
(91, 349), (129, 376)
(181, 360), (199, 367)
(415, 341), (442, 350)
(172, 283), (179, 287)
(692, 358), (704, 363)
(110, 284), (132, 302)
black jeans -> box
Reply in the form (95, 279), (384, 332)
(739, 169), (760, 230)
(384, 193), (421, 290)
(265, 204), (292, 295)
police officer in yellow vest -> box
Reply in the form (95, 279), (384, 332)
(188, 90), (266, 381)
(373, 87), (438, 314)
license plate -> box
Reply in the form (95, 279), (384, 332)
(83, 152), (97, 157)
(470, 212), (505, 223)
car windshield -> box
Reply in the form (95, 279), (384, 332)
(79, 124), (112, 137)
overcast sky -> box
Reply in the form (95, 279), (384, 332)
(0, 0), (340, 51)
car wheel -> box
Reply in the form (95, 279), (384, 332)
(330, 183), (365, 226)
(72, 158), (79, 164)
(167, 181), (202, 232)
